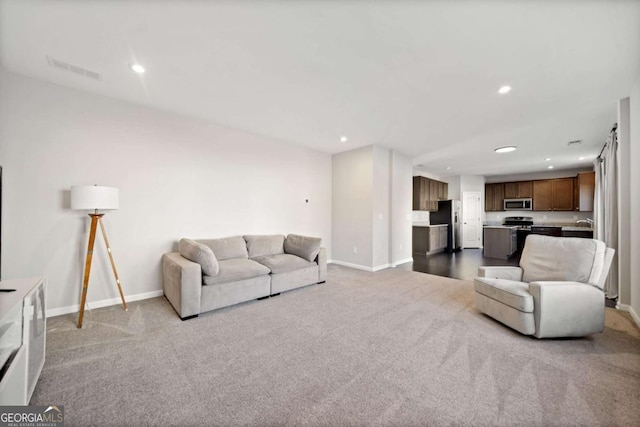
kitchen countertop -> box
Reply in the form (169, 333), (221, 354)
(413, 223), (448, 227)
(483, 225), (517, 230)
(561, 226), (594, 232)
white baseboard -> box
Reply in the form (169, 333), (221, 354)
(329, 260), (391, 272)
(616, 303), (640, 329)
(391, 257), (413, 267)
(47, 290), (164, 318)
(372, 264), (391, 272)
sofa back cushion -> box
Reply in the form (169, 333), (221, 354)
(198, 236), (248, 261)
(520, 234), (604, 286)
(244, 235), (285, 258)
(284, 234), (322, 262)
(179, 238), (219, 276)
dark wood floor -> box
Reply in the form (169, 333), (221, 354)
(399, 248), (616, 307)
(398, 248), (519, 280)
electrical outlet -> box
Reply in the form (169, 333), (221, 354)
(353, 246), (358, 254)
(573, 215), (578, 220)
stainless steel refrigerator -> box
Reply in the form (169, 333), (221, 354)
(430, 199), (461, 252)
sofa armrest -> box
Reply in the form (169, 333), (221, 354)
(316, 247), (327, 282)
(162, 252), (203, 319)
(477, 266), (523, 281)
(529, 281), (604, 338)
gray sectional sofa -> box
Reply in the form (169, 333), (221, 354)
(162, 234), (327, 319)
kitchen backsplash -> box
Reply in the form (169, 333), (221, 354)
(412, 211), (430, 223)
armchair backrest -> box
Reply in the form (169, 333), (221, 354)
(520, 235), (610, 288)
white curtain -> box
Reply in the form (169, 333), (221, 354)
(593, 129), (618, 298)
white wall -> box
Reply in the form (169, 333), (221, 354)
(629, 77), (640, 323)
(332, 145), (412, 270)
(372, 146), (390, 268)
(485, 168), (593, 183)
(332, 146), (373, 268)
(0, 69), (332, 313)
(390, 151), (413, 265)
(444, 175), (461, 200)
(617, 98), (631, 306)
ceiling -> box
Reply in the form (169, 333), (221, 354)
(1, 0), (639, 178)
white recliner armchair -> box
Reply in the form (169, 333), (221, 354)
(474, 234), (615, 338)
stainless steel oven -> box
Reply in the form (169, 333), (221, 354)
(504, 198), (532, 210)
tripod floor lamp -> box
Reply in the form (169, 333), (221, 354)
(71, 185), (127, 328)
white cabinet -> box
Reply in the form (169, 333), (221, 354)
(0, 277), (46, 405)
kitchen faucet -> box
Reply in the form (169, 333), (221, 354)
(576, 218), (594, 226)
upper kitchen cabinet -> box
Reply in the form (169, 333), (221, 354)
(485, 183), (505, 211)
(533, 178), (574, 211)
(504, 181), (532, 199)
(413, 176), (429, 211)
(574, 171), (595, 211)
(533, 180), (553, 210)
(413, 176), (448, 211)
(437, 181), (448, 200)
(487, 172), (594, 212)
(552, 177), (574, 211)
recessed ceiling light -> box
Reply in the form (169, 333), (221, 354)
(545, 158), (551, 161)
(498, 85), (511, 94)
(445, 166), (451, 170)
(494, 146), (517, 153)
(131, 64), (145, 74)
(339, 136), (348, 143)
(579, 156), (585, 160)
(548, 165), (554, 169)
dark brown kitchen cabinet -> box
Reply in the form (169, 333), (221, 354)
(429, 180), (438, 211)
(552, 177), (574, 211)
(413, 176), (448, 211)
(574, 171), (595, 211)
(485, 183), (505, 211)
(504, 181), (532, 198)
(533, 178), (574, 211)
(533, 180), (553, 211)
(413, 176), (429, 211)
(437, 181), (447, 200)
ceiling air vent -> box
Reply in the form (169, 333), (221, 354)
(567, 139), (583, 146)
(46, 56), (101, 81)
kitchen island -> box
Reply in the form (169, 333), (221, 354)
(483, 226), (517, 259)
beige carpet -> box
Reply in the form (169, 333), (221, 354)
(32, 265), (640, 426)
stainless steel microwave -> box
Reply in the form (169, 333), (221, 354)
(504, 198), (532, 210)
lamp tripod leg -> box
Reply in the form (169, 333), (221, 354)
(99, 218), (127, 311)
(77, 215), (99, 328)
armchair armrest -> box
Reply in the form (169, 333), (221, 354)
(162, 252), (203, 319)
(477, 266), (523, 281)
(529, 281), (604, 338)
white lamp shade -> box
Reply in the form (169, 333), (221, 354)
(70, 185), (119, 210)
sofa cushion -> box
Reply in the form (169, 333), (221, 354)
(520, 235), (600, 284)
(178, 238), (219, 276)
(202, 259), (270, 286)
(244, 235), (285, 258)
(198, 236), (248, 261)
(474, 277), (534, 313)
(284, 234), (321, 262)
(253, 254), (317, 275)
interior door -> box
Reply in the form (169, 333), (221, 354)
(462, 191), (482, 248)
